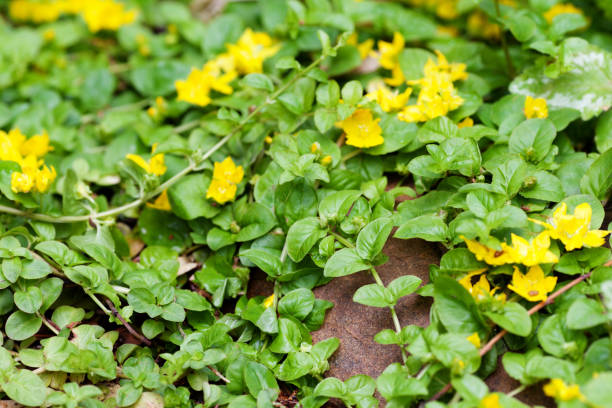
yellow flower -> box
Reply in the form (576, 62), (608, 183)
(529, 202), (610, 251)
(346, 33), (374, 60)
(376, 32), (405, 71)
(543, 379), (584, 401)
(437, 26), (459, 38)
(524, 95), (548, 119)
(480, 394), (501, 408)
(335, 109), (384, 148)
(79, 0), (137, 33)
(34, 165), (57, 193)
(310, 142), (321, 153)
(467, 332), (481, 348)
(206, 178), (237, 205)
(398, 51), (466, 123)
(543, 3), (583, 24)
(147, 190), (172, 211)
(501, 232), (558, 266)
(457, 117), (473, 128)
(212, 157), (244, 185)
(508, 265), (557, 302)
(436, 0), (458, 19)
(459, 269), (497, 302)
(126, 145), (167, 176)
(366, 83), (412, 112)
(175, 57), (237, 107)
(461, 236), (514, 266)
(11, 171), (35, 193)
(206, 157), (244, 204)
(263, 294), (275, 308)
(43, 28), (55, 41)
(20, 130), (53, 158)
(264, 136), (273, 144)
(321, 155), (332, 166)
(467, 11), (501, 40)
(226, 28), (279, 75)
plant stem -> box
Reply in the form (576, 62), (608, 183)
(430, 272), (592, 401)
(370, 267), (408, 362)
(104, 299), (151, 346)
(80, 99), (151, 124)
(37, 312), (60, 335)
(331, 232), (355, 248)
(0, 47), (332, 224)
(86, 290), (111, 315)
(173, 119), (201, 134)
(341, 149), (362, 163)
(508, 384), (526, 397)
(494, 0), (516, 78)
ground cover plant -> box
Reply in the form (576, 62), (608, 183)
(0, 0), (611, 406)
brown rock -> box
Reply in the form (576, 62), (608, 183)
(311, 238), (439, 381)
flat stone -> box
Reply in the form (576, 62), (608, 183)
(310, 237), (439, 381)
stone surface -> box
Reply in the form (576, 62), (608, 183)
(310, 237), (439, 381)
(247, 237), (556, 407)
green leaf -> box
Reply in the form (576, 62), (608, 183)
(356, 218), (393, 261)
(242, 74), (274, 92)
(509, 119), (556, 163)
(278, 288), (315, 321)
(130, 61), (190, 97)
(168, 174), (220, 220)
(353, 284), (392, 308)
(14, 287), (43, 314)
(2, 369), (48, 407)
(387, 275), (422, 301)
(318, 190), (362, 224)
(431, 333), (481, 373)
(433, 277), (486, 336)
(581, 148), (612, 200)
(5, 311), (42, 341)
(395, 214), (449, 242)
(509, 38), (612, 120)
(286, 217), (327, 262)
(485, 302), (532, 337)
(324, 248), (369, 277)
(566, 298), (606, 330)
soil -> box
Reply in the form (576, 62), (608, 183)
(248, 237), (555, 407)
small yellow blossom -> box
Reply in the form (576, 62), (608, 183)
(457, 117), (474, 128)
(376, 32), (405, 71)
(435, 0), (458, 19)
(530, 202), (610, 251)
(347, 33), (374, 60)
(175, 58), (237, 107)
(459, 269), (498, 301)
(310, 142), (321, 153)
(437, 26), (459, 38)
(543, 3), (583, 24)
(335, 109), (384, 148)
(480, 394), (501, 408)
(226, 28), (279, 75)
(508, 265), (557, 302)
(321, 155), (332, 166)
(524, 95), (548, 119)
(398, 51), (466, 123)
(366, 83), (412, 112)
(126, 145), (167, 176)
(501, 232), (558, 266)
(467, 332), (481, 348)
(264, 136), (273, 144)
(467, 11), (501, 40)
(43, 28), (55, 41)
(147, 107), (157, 118)
(461, 236), (514, 266)
(206, 157), (244, 204)
(0, 128), (56, 194)
(79, 0), (138, 33)
(263, 294), (275, 308)
(543, 379), (584, 401)
(147, 190), (172, 211)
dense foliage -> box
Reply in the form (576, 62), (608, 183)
(0, 0), (611, 407)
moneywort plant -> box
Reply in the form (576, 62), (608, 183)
(0, 0), (611, 407)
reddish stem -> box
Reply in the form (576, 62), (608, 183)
(429, 271), (593, 401)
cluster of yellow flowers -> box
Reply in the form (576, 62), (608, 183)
(407, 0), (459, 20)
(176, 29), (279, 107)
(126, 144), (167, 176)
(543, 3), (583, 24)
(206, 157), (244, 205)
(0, 128), (56, 194)
(543, 378), (585, 402)
(346, 33), (374, 60)
(398, 51), (467, 123)
(369, 32), (467, 123)
(9, 0), (137, 32)
(461, 203), (610, 303)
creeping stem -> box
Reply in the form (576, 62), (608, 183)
(0, 46), (334, 224)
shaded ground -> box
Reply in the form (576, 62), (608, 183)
(248, 237), (554, 407)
